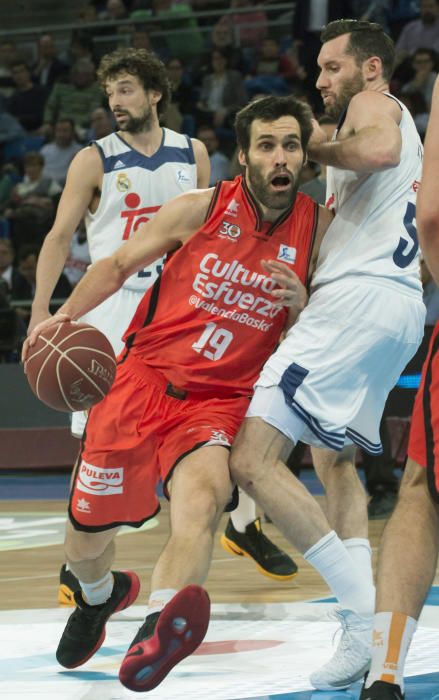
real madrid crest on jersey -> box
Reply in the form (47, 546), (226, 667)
(116, 173), (131, 192)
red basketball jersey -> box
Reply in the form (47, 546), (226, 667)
(122, 176), (318, 397)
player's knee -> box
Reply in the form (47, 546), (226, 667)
(229, 446), (255, 490)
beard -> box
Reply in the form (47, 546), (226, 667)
(323, 70), (365, 120)
(116, 104), (154, 133)
(246, 160), (298, 211)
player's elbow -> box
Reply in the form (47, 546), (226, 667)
(373, 144), (400, 170)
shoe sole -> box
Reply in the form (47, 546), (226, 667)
(58, 584), (76, 607)
(311, 660), (371, 690)
(119, 584), (210, 692)
(57, 570), (141, 669)
(220, 534), (298, 581)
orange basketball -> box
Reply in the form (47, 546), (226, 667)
(25, 321), (117, 412)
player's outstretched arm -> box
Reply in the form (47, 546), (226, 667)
(308, 91), (402, 172)
(29, 147), (101, 333)
(24, 189), (213, 358)
(417, 76), (439, 284)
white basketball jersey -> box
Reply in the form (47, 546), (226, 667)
(85, 129), (197, 291)
(312, 94), (423, 297)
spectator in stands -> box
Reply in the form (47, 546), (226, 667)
(32, 34), (68, 92)
(11, 244), (71, 323)
(41, 119), (82, 186)
(196, 48), (247, 129)
(78, 3), (99, 23)
(196, 125), (231, 185)
(401, 47), (438, 108)
(87, 106), (114, 140)
(246, 36), (304, 98)
(209, 18), (249, 74)
(153, 0), (204, 61)
(41, 58), (103, 139)
(229, 0), (268, 48)
(161, 57), (195, 133)
(8, 62), (47, 132)
(0, 41), (20, 99)
(395, 0), (439, 62)
(100, 0), (129, 21)
(5, 152), (62, 250)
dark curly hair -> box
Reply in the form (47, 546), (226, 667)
(234, 95), (313, 155)
(321, 19), (395, 82)
(97, 48), (171, 116)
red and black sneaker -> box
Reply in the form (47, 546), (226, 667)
(56, 570), (140, 668)
(119, 585), (210, 692)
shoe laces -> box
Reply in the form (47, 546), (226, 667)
(65, 601), (107, 640)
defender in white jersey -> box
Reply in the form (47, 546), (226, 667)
(29, 49), (209, 435)
(230, 20), (425, 692)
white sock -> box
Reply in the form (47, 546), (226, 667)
(304, 531), (375, 617)
(79, 571), (113, 606)
(230, 489), (256, 532)
(343, 537), (375, 590)
(365, 611), (417, 691)
(148, 588), (178, 616)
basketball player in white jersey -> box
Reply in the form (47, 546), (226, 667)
(230, 20), (426, 691)
(28, 47), (294, 603)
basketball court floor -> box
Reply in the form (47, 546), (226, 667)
(1, 471), (439, 700)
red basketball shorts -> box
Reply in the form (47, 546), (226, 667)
(407, 321), (439, 501)
(69, 355), (250, 530)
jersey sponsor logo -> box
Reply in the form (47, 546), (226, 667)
(120, 192), (161, 239)
(225, 199), (239, 217)
(76, 498), (91, 513)
(191, 253), (282, 326)
(116, 173), (131, 192)
(277, 244), (296, 264)
(77, 461), (124, 496)
(176, 168), (191, 184)
(114, 159), (126, 170)
(218, 221), (241, 241)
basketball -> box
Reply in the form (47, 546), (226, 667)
(25, 321), (117, 412)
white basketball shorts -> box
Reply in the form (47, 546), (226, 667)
(248, 279), (426, 453)
(70, 286), (143, 438)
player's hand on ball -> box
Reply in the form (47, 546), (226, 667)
(22, 313), (71, 365)
(262, 260), (308, 311)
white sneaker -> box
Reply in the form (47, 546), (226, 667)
(310, 608), (372, 690)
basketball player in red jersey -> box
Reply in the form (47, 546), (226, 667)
(24, 95), (334, 692)
(30, 47), (295, 601)
(358, 77), (439, 700)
